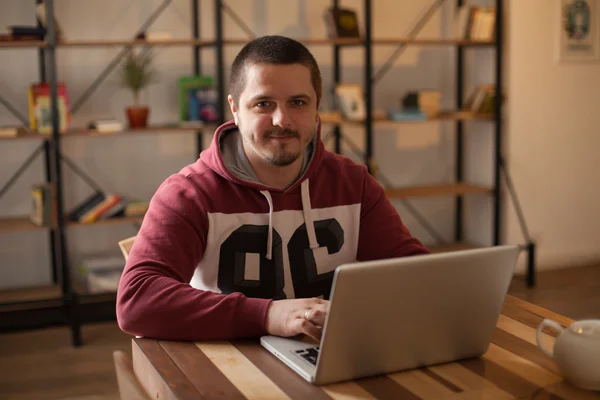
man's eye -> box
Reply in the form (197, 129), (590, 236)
(256, 101), (270, 107)
(291, 100), (306, 106)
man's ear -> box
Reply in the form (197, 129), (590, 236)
(227, 95), (238, 125)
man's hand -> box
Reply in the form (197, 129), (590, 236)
(265, 298), (330, 341)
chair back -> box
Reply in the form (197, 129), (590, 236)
(118, 236), (136, 261)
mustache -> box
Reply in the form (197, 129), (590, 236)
(264, 127), (300, 139)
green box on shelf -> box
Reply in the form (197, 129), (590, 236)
(177, 75), (219, 123)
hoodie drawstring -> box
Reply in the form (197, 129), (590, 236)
(259, 179), (319, 260)
(301, 179), (319, 250)
(260, 190), (274, 260)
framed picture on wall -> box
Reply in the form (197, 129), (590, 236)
(557, 0), (600, 62)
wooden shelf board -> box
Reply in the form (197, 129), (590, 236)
(320, 111), (495, 125)
(430, 242), (481, 253)
(0, 216), (49, 233)
(385, 183), (493, 199)
(434, 111), (496, 121)
(224, 38), (493, 47)
(372, 38), (495, 46)
(57, 39), (214, 47)
(67, 215), (145, 228)
(0, 284), (62, 304)
(319, 112), (344, 124)
(61, 124), (211, 138)
(0, 40), (46, 48)
(0, 38), (493, 49)
(223, 38), (363, 46)
(0, 133), (47, 141)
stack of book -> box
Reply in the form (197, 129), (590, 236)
(4, 25), (46, 41)
(1, 2), (65, 42)
(68, 192), (149, 224)
(75, 255), (126, 294)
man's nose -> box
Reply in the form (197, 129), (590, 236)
(272, 106), (292, 128)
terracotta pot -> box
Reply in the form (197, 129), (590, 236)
(126, 106), (149, 129)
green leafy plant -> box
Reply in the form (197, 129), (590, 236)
(120, 49), (158, 106)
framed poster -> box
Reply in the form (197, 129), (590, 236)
(558, 0), (600, 62)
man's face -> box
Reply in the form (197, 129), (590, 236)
(228, 63), (318, 167)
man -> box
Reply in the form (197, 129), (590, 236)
(116, 35), (429, 342)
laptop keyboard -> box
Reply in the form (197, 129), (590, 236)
(295, 347), (320, 365)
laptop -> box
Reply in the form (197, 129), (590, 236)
(260, 244), (520, 385)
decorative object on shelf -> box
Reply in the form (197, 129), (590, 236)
(27, 82), (71, 134)
(323, 7), (361, 38)
(334, 83), (366, 121)
(178, 75), (219, 124)
(120, 49), (158, 129)
(401, 90), (442, 117)
(35, 0), (65, 41)
(558, 0), (600, 62)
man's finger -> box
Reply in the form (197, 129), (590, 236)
(306, 308), (327, 327)
(299, 318), (322, 342)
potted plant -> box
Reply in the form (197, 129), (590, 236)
(120, 49), (157, 129)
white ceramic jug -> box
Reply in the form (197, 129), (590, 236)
(536, 318), (600, 391)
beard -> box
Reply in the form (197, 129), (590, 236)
(239, 121), (304, 167)
(262, 127), (301, 166)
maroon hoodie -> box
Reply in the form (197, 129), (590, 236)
(116, 118), (429, 341)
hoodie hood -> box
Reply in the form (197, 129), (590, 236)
(201, 116), (325, 192)
(199, 116), (326, 259)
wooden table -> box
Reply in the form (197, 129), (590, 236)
(132, 295), (600, 399)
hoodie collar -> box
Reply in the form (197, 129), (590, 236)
(204, 116), (325, 193)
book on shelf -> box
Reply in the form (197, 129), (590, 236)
(178, 75), (219, 124)
(97, 197), (128, 220)
(388, 110), (428, 121)
(123, 200), (149, 217)
(68, 191), (106, 222)
(87, 119), (124, 133)
(76, 255), (125, 294)
(0, 126), (30, 138)
(455, 5), (496, 41)
(7, 26), (46, 39)
(68, 192), (147, 223)
(464, 84), (497, 114)
(78, 194), (123, 224)
(27, 82), (71, 134)
(30, 183), (57, 227)
(323, 7), (361, 39)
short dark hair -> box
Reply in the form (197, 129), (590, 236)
(229, 35), (322, 107)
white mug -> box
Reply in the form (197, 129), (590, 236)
(536, 318), (600, 391)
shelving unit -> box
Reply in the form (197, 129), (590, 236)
(0, 0), (535, 346)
